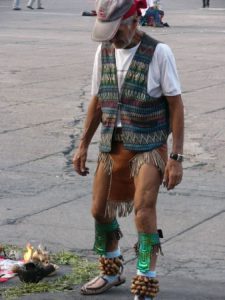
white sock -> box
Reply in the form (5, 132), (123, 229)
(105, 248), (121, 259)
(134, 296), (153, 300)
(137, 270), (157, 278)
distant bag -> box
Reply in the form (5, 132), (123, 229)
(82, 10), (97, 16)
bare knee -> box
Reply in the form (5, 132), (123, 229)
(135, 205), (157, 233)
(134, 188), (157, 213)
(91, 203), (113, 223)
(91, 205), (105, 223)
(135, 206), (155, 221)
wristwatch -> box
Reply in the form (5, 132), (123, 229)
(170, 153), (184, 162)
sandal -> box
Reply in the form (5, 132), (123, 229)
(80, 274), (126, 295)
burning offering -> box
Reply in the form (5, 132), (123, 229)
(12, 243), (58, 283)
(12, 262), (56, 283)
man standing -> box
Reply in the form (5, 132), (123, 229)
(203, 0), (210, 8)
(12, 0), (21, 10)
(73, 0), (184, 299)
(27, 0), (44, 9)
(12, 0), (44, 10)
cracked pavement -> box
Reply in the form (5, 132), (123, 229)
(0, 0), (225, 299)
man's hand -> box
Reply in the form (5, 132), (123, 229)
(72, 146), (89, 176)
(163, 159), (183, 190)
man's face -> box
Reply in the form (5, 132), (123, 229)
(110, 17), (138, 49)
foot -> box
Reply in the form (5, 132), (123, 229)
(27, 6), (33, 9)
(13, 7), (21, 10)
(163, 22), (170, 27)
(154, 23), (164, 27)
(81, 274), (126, 295)
(37, 7), (44, 9)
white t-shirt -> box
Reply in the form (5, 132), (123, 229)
(91, 42), (181, 126)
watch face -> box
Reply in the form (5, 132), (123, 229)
(170, 153), (183, 162)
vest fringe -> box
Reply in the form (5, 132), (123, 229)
(105, 201), (134, 219)
(130, 150), (165, 177)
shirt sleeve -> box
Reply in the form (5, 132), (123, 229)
(91, 44), (102, 96)
(153, 43), (181, 96)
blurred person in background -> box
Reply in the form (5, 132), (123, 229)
(13, 0), (44, 10)
(27, 0), (44, 9)
(12, 0), (21, 10)
(202, 0), (210, 8)
(140, 0), (167, 27)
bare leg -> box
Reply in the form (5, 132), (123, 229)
(37, 0), (43, 8)
(13, 0), (20, 9)
(134, 163), (161, 271)
(27, 0), (35, 7)
(85, 161), (119, 289)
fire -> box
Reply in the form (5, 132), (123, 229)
(24, 243), (34, 262)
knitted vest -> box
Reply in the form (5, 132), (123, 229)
(98, 33), (170, 152)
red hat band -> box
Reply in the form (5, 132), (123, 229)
(123, 0), (147, 19)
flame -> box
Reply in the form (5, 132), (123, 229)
(24, 243), (34, 262)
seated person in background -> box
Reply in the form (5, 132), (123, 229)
(140, 0), (169, 27)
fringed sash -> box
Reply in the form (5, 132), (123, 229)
(96, 142), (167, 219)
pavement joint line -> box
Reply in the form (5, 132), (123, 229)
(1, 62), (82, 74)
(163, 209), (225, 244)
(0, 179), (91, 199)
(0, 169), (61, 176)
(1, 75), (86, 89)
(209, 8), (225, 11)
(0, 119), (62, 135)
(0, 151), (62, 171)
(156, 30), (225, 36)
(182, 64), (225, 74)
(6, 11), (83, 17)
(0, 92), (84, 108)
(182, 80), (225, 94)
(204, 106), (225, 114)
(0, 192), (92, 227)
(160, 189), (225, 199)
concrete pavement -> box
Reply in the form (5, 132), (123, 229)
(0, 0), (225, 299)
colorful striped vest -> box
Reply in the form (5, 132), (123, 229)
(98, 33), (170, 152)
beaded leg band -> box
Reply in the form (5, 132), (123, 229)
(93, 219), (123, 256)
(131, 230), (163, 299)
(99, 255), (124, 276)
(131, 275), (159, 299)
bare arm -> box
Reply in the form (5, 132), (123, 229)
(163, 94), (184, 190)
(73, 95), (102, 176)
